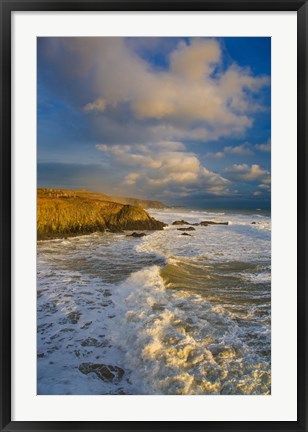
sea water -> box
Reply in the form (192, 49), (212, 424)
(37, 208), (271, 395)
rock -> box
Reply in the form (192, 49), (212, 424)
(172, 220), (190, 225)
(80, 321), (92, 329)
(181, 232), (191, 236)
(78, 363), (124, 382)
(251, 222), (257, 224)
(80, 337), (107, 348)
(67, 311), (81, 324)
(177, 227), (195, 231)
(200, 221), (228, 226)
(109, 205), (166, 231)
(60, 311), (81, 325)
(127, 232), (146, 238)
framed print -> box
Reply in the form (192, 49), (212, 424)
(1, 0), (307, 431)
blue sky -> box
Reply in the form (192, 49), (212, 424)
(37, 37), (271, 208)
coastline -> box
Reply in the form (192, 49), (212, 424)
(37, 188), (166, 240)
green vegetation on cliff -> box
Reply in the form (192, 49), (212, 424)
(37, 188), (166, 240)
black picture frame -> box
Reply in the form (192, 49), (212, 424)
(1, 1), (307, 431)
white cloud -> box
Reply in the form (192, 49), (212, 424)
(225, 163), (270, 183)
(206, 143), (253, 159)
(97, 142), (231, 197)
(224, 144), (254, 156)
(255, 139), (271, 152)
(258, 183), (270, 190)
(170, 39), (220, 80)
(53, 37), (269, 143)
(124, 172), (140, 185)
(206, 139), (270, 160)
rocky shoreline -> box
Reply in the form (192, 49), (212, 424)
(37, 189), (166, 240)
(172, 219), (229, 226)
(37, 189), (231, 241)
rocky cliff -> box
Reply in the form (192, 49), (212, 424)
(37, 188), (166, 240)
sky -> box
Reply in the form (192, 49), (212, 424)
(37, 37), (271, 209)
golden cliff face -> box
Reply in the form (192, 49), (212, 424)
(37, 189), (166, 240)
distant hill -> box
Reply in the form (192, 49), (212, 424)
(37, 188), (166, 240)
(37, 188), (167, 210)
(107, 195), (167, 209)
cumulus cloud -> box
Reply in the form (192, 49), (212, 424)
(225, 163), (270, 184)
(206, 139), (270, 159)
(170, 39), (220, 80)
(224, 144), (254, 156)
(206, 143), (253, 158)
(255, 139), (271, 152)
(97, 142), (231, 197)
(124, 172), (140, 185)
(44, 37), (269, 144)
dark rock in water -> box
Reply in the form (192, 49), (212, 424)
(177, 227), (195, 231)
(127, 232), (146, 238)
(251, 222), (257, 224)
(80, 337), (107, 348)
(200, 221), (228, 226)
(172, 220), (190, 225)
(80, 321), (92, 329)
(59, 311), (81, 325)
(79, 362), (124, 382)
(181, 232), (191, 236)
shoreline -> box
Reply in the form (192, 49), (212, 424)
(37, 189), (166, 240)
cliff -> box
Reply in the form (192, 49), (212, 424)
(37, 188), (166, 240)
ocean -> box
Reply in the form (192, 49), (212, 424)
(37, 208), (271, 395)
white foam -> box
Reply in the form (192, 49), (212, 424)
(108, 265), (270, 395)
(138, 209), (270, 264)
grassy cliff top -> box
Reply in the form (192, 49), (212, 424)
(37, 188), (167, 209)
